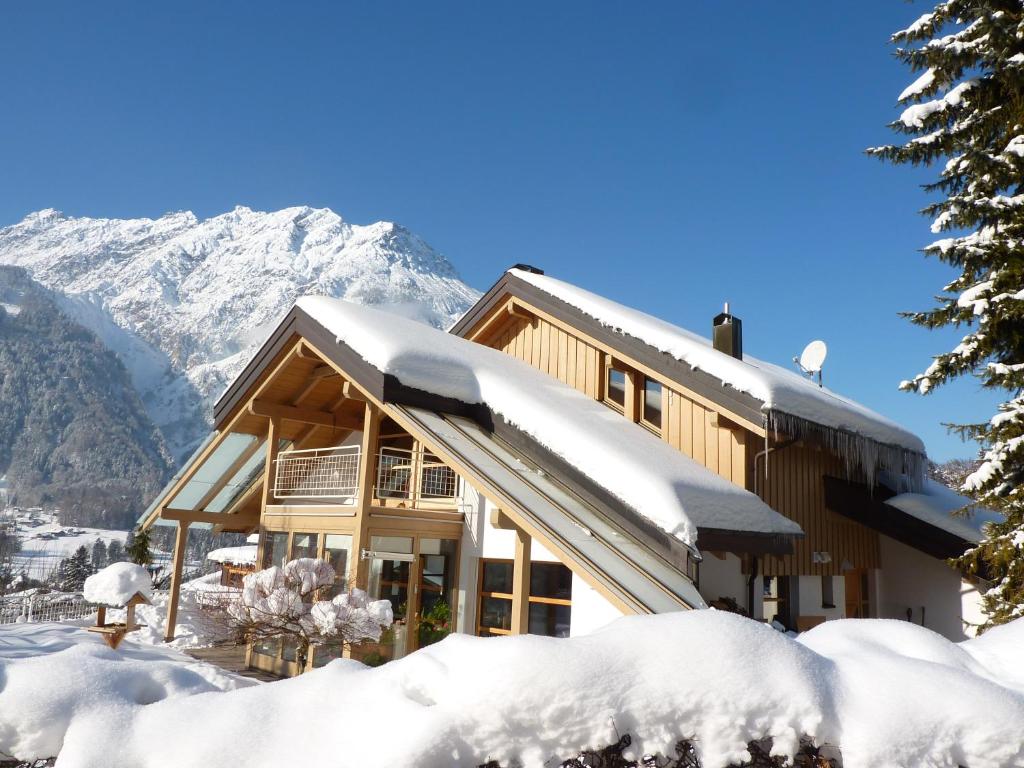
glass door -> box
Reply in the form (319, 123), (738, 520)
(363, 536), (414, 666)
(359, 534), (459, 664)
(415, 538), (458, 649)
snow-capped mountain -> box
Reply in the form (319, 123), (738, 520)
(0, 206), (480, 459)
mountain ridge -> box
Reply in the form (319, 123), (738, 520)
(0, 205), (481, 462)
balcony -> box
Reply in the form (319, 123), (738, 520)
(271, 444), (458, 506)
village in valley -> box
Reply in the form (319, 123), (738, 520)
(1, 2), (1023, 767)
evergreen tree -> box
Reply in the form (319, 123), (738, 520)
(106, 539), (124, 563)
(90, 538), (107, 571)
(59, 545), (93, 592)
(869, 2), (1024, 628)
(126, 526), (153, 566)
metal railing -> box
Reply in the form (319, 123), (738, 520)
(375, 446), (458, 503)
(0, 592), (96, 626)
(273, 445), (360, 499)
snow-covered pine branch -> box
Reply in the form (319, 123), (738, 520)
(870, 0), (1024, 628)
(221, 558), (393, 667)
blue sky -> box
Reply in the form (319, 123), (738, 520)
(0, 1), (995, 461)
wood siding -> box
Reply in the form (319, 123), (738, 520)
(757, 444), (880, 576)
(489, 315), (747, 487)
(480, 307), (881, 577)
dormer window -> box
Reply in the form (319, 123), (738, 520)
(641, 377), (663, 431)
(606, 367), (626, 410)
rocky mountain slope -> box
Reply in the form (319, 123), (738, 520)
(0, 206), (480, 460)
(0, 266), (172, 528)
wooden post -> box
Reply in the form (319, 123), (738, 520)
(164, 520), (190, 642)
(511, 527), (531, 635)
(624, 369), (640, 422)
(261, 417), (281, 511)
(350, 403), (381, 590)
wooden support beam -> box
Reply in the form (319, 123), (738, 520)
(511, 527), (532, 635)
(249, 400), (359, 428)
(160, 508), (261, 527)
(507, 300), (535, 323)
(310, 364), (340, 380)
(164, 521), (190, 642)
(623, 369), (640, 423)
(350, 402), (382, 590)
(295, 341), (321, 360)
(342, 381), (367, 402)
(489, 508), (518, 530)
(261, 417), (281, 510)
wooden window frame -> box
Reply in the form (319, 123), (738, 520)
(476, 558), (573, 638)
(639, 375), (664, 435)
(603, 363), (627, 414)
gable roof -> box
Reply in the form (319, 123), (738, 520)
(284, 296), (802, 550)
(452, 268), (927, 487)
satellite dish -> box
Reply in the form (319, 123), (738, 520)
(799, 340), (828, 374)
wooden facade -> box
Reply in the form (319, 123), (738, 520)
(464, 295), (881, 578)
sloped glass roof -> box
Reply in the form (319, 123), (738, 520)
(167, 433), (259, 511)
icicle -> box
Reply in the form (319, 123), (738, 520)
(765, 410), (926, 491)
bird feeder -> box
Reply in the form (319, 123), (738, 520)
(88, 590), (151, 649)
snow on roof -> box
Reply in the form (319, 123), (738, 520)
(13, 611), (1024, 768)
(206, 545), (258, 566)
(297, 296), (802, 546)
(884, 478), (1002, 544)
(83, 562), (153, 607)
(509, 269), (926, 476)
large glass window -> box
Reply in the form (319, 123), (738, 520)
(290, 532), (319, 561)
(261, 531), (289, 569)
(641, 377), (663, 430)
(476, 560), (572, 638)
(324, 534), (352, 596)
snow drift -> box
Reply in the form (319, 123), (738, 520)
(3, 612), (1022, 767)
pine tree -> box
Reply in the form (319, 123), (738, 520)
(91, 538), (107, 571)
(126, 526), (153, 567)
(869, 2), (1024, 628)
(106, 539), (124, 563)
(60, 545), (93, 592)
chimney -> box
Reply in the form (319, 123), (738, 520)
(712, 302), (743, 359)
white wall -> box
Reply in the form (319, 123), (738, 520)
(456, 486), (623, 637)
(697, 552), (752, 614)
(796, 575), (846, 622)
(876, 534), (971, 641)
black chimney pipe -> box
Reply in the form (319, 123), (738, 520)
(713, 303), (743, 360)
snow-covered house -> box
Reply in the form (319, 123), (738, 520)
(139, 267), (995, 675)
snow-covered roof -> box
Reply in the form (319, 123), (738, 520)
(884, 479), (1002, 544)
(297, 296), (803, 547)
(206, 545), (258, 566)
(507, 268), (926, 479)
(83, 562), (153, 607)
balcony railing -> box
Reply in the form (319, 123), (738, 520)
(273, 446), (360, 500)
(270, 443), (459, 505)
(375, 446), (458, 504)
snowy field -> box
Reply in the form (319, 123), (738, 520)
(4, 511), (171, 580)
(1, 611), (1022, 767)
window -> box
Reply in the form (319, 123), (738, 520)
(290, 532), (319, 561)
(821, 574), (835, 609)
(606, 367), (626, 409)
(641, 377), (663, 430)
(476, 560), (573, 638)
(261, 531), (288, 569)
(763, 576), (790, 628)
(324, 534), (353, 597)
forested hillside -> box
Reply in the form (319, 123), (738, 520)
(0, 266), (171, 528)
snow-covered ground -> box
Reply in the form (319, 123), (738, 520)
(0, 622), (255, 761)
(1, 611), (1021, 767)
(4, 511), (170, 581)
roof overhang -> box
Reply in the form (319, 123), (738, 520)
(823, 475), (973, 560)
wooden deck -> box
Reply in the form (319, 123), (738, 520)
(187, 645), (281, 683)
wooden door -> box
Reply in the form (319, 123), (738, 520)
(844, 569), (871, 618)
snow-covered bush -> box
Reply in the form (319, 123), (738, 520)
(221, 558), (392, 667)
